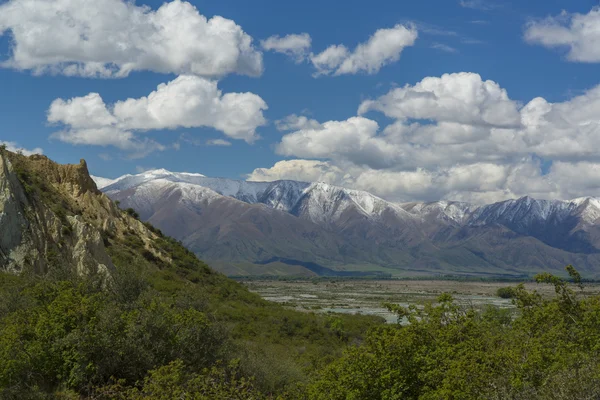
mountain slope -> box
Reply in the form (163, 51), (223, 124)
(108, 178), (344, 269)
(98, 169), (600, 278)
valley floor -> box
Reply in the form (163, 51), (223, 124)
(243, 279), (600, 323)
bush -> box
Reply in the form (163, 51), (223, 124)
(0, 275), (227, 396)
(496, 286), (515, 298)
(125, 208), (140, 220)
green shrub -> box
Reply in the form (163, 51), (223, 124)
(496, 286), (515, 298)
(309, 267), (600, 400)
(125, 208), (140, 220)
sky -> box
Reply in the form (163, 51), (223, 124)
(2, 0), (600, 203)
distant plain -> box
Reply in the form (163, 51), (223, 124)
(243, 279), (600, 323)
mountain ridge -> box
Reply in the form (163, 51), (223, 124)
(96, 169), (600, 278)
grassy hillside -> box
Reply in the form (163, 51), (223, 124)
(0, 151), (383, 398)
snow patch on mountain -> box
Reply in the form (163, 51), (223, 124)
(91, 175), (118, 189)
(99, 169), (600, 228)
(103, 170), (415, 224)
(401, 201), (477, 224)
(258, 180), (310, 212)
(468, 196), (598, 227)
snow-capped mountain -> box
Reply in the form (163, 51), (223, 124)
(401, 201), (477, 225)
(101, 169), (415, 225)
(90, 175), (118, 190)
(94, 170), (600, 278)
(469, 196), (600, 226)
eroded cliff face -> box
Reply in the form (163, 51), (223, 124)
(0, 150), (31, 271)
(0, 150), (164, 277)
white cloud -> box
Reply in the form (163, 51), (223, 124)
(112, 75), (267, 142)
(349, 162), (534, 203)
(261, 33), (312, 63)
(47, 92), (164, 157)
(0, 0), (263, 78)
(276, 117), (396, 168)
(275, 114), (321, 131)
(310, 45), (350, 76)
(261, 72), (600, 203)
(518, 86), (600, 160)
(358, 72), (521, 128)
(48, 75), (267, 155)
(248, 159), (345, 183)
(546, 162), (600, 199)
(275, 73), (525, 171)
(524, 7), (600, 63)
(206, 139), (232, 146)
(0, 141), (43, 156)
(248, 159), (553, 203)
(310, 24), (417, 76)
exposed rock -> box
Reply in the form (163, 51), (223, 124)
(0, 151), (32, 272)
(24, 155), (100, 197)
(0, 149), (161, 277)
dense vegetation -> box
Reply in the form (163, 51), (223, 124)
(0, 231), (382, 399)
(4, 252), (600, 399)
(310, 266), (600, 399)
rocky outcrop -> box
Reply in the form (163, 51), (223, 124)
(0, 150), (117, 276)
(24, 155), (100, 197)
(0, 150), (32, 272)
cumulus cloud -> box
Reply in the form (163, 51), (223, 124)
(0, 0), (263, 78)
(261, 33), (312, 63)
(255, 72), (600, 203)
(47, 75), (267, 155)
(276, 117), (398, 169)
(524, 7), (600, 62)
(248, 159), (345, 183)
(310, 24), (417, 76)
(0, 141), (43, 156)
(261, 24), (417, 76)
(350, 162), (542, 203)
(358, 72), (521, 128)
(275, 117), (376, 160)
(310, 46), (350, 76)
(112, 75), (267, 141)
(276, 73), (524, 171)
(248, 159), (554, 203)
(275, 114), (322, 132)
(518, 86), (600, 160)
(47, 93), (166, 158)
(546, 162), (600, 199)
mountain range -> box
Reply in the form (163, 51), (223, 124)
(94, 170), (600, 278)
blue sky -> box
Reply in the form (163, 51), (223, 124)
(2, 0), (600, 203)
